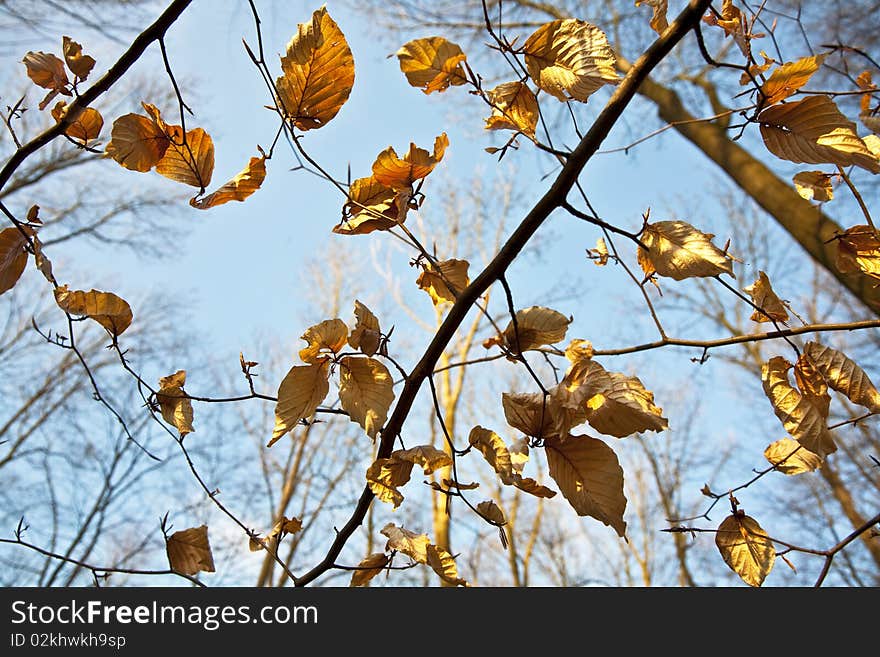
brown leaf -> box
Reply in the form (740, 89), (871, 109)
(792, 171), (834, 202)
(508, 436), (529, 475)
(502, 390), (582, 440)
(510, 475), (557, 498)
(804, 341), (880, 413)
(372, 133), (448, 190)
(155, 125), (215, 189)
(105, 110), (170, 172)
(523, 19), (619, 102)
(298, 318), (349, 364)
(794, 352), (831, 418)
(764, 437), (823, 475)
(276, 7), (355, 130)
(51, 102), (103, 143)
(584, 370), (668, 438)
(761, 54), (826, 105)
(484, 81), (539, 138)
(416, 258), (469, 306)
(269, 359), (331, 446)
(0, 227), (30, 296)
(835, 225), (880, 281)
(349, 553), (389, 587)
(761, 356), (836, 458)
(62, 36), (95, 81)
(477, 500), (506, 525)
(166, 525), (214, 576)
(32, 236), (54, 284)
(546, 434), (627, 537)
(22, 51), (70, 109)
(638, 220), (735, 280)
(759, 95), (880, 173)
(500, 305), (571, 353)
(468, 426), (513, 483)
(348, 300), (381, 357)
(366, 456), (413, 508)
(157, 369), (194, 437)
(338, 356), (394, 439)
(426, 544), (467, 586)
(190, 152), (266, 209)
(250, 516), (302, 552)
(715, 513), (775, 587)
(635, 0), (668, 34)
(393, 445), (452, 474)
(381, 523), (429, 564)
(335, 176), (403, 235)
(588, 237), (609, 265)
(53, 285), (133, 336)
(396, 36), (467, 94)
(441, 478), (480, 490)
(743, 271), (789, 323)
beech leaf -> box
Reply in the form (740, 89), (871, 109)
(372, 134), (448, 190)
(804, 341), (880, 413)
(764, 437), (823, 475)
(349, 553), (389, 587)
(157, 369), (194, 437)
(0, 227), (30, 296)
(53, 285), (133, 336)
(761, 54), (826, 105)
(166, 525), (214, 576)
(715, 513), (775, 587)
(62, 36), (95, 81)
(793, 171), (833, 202)
(638, 220), (735, 280)
(338, 356), (394, 439)
(348, 300), (381, 357)
(269, 359), (331, 447)
(396, 36), (467, 94)
(190, 152), (266, 209)
(743, 271), (789, 323)
(484, 81), (539, 138)
(416, 258), (469, 306)
(298, 318), (349, 364)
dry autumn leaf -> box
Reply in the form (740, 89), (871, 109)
(509, 436), (529, 475)
(349, 552), (389, 587)
(584, 370), (668, 438)
(154, 125), (215, 190)
(166, 525), (215, 576)
(250, 516), (302, 552)
(335, 176), (402, 235)
(396, 36), (467, 94)
(62, 36), (95, 81)
(743, 271), (789, 323)
(761, 54), (826, 105)
(804, 341), (880, 413)
(761, 356), (837, 458)
(635, 0), (669, 35)
(468, 426), (514, 483)
(792, 171), (834, 202)
(715, 513), (775, 587)
(588, 237), (609, 265)
(510, 475), (557, 498)
(704, 0), (751, 56)
(338, 356), (394, 439)
(381, 523), (429, 564)
(426, 543), (467, 586)
(105, 110), (170, 172)
(523, 19), (619, 102)
(416, 258), (469, 306)
(500, 305), (572, 353)
(269, 359), (331, 447)
(394, 445), (452, 474)
(51, 102), (103, 143)
(484, 81), (539, 138)
(835, 225), (880, 281)
(477, 500), (506, 525)
(764, 437), (823, 475)
(759, 95), (880, 173)
(638, 220), (735, 280)
(53, 285), (133, 336)
(156, 370), (194, 437)
(501, 391), (557, 440)
(794, 352), (831, 418)
(22, 51), (70, 110)
(348, 300), (381, 357)
(190, 152), (267, 209)
(276, 7), (355, 130)
(298, 318), (349, 364)
(366, 456), (413, 508)
(546, 434), (627, 537)
(0, 227), (30, 296)
(372, 133), (449, 190)
(32, 236), (53, 284)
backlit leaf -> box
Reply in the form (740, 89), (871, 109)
(396, 36), (467, 94)
(761, 54), (826, 105)
(51, 102), (103, 143)
(416, 258), (469, 306)
(502, 391), (556, 440)
(276, 7), (355, 130)
(638, 220), (735, 280)
(269, 359), (330, 447)
(350, 553), (389, 587)
(635, 0), (668, 35)
(584, 370), (668, 437)
(366, 456), (413, 508)
(338, 356), (394, 439)
(394, 445), (452, 474)
(62, 36), (95, 81)
(468, 426), (513, 483)
(509, 436), (529, 475)
(477, 500), (506, 525)
(0, 227), (29, 296)
(794, 352), (831, 418)
(759, 95), (880, 173)
(502, 306), (571, 353)
(190, 152), (266, 209)
(22, 51), (70, 109)
(588, 237), (609, 265)
(335, 176), (402, 235)
(372, 133), (449, 190)
(166, 525), (214, 576)
(53, 285), (133, 336)
(761, 356), (836, 458)
(804, 341), (880, 413)
(510, 475), (557, 498)
(764, 437), (823, 475)
(348, 300), (381, 357)
(250, 516), (302, 552)
(835, 225), (880, 281)
(381, 523), (429, 564)
(426, 544), (467, 586)
(546, 434), (627, 537)
(523, 19), (619, 102)
(743, 271), (789, 323)
(157, 369), (194, 437)
(715, 513), (775, 587)
(299, 318), (349, 364)
(793, 171), (833, 202)
(105, 109), (169, 172)
(154, 125), (215, 189)
(484, 81), (539, 138)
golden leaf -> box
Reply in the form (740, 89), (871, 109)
(0, 227), (30, 296)
(510, 475), (556, 498)
(53, 285), (133, 336)
(804, 341), (880, 413)
(62, 36), (95, 81)
(350, 553), (389, 587)
(502, 392), (551, 440)
(761, 356), (837, 458)
(759, 96), (880, 173)
(715, 513), (775, 587)
(740, 51), (775, 85)
(545, 434), (627, 537)
(761, 54), (826, 105)
(499, 306), (571, 353)
(298, 318), (349, 364)
(394, 445), (452, 474)
(372, 133), (449, 190)
(166, 525), (214, 576)
(250, 516), (302, 552)
(396, 36), (467, 94)
(366, 457), (413, 508)
(523, 19), (619, 102)
(484, 81), (539, 138)
(276, 7), (354, 130)
(105, 111), (170, 172)
(22, 51), (70, 110)
(51, 102), (103, 143)
(426, 544), (467, 586)
(584, 371), (668, 438)
(381, 523), (429, 564)
(477, 500), (506, 525)
(155, 125), (215, 189)
(835, 225), (880, 281)
(32, 235), (53, 284)
(157, 369), (194, 437)
(441, 478), (479, 490)
(338, 356), (394, 439)
(792, 171), (833, 202)
(743, 271), (789, 323)
(588, 237), (609, 265)
(468, 426), (513, 483)
(509, 436), (529, 475)
(348, 299), (381, 357)
(416, 258), (469, 306)
(704, 0), (751, 56)
(547, 380), (591, 439)
(190, 152), (266, 209)
(635, 0), (668, 35)
(764, 437), (823, 475)
(638, 220), (735, 280)
(269, 359), (331, 447)
(794, 352), (831, 418)
(335, 176), (403, 235)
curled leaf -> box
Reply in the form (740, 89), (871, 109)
(794, 352), (831, 418)
(484, 81), (539, 138)
(761, 54), (826, 105)
(468, 426), (513, 483)
(764, 437), (823, 475)
(715, 513), (775, 587)
(62, 36), (95, 81)
(426, 544), (467, 586)
(22, 51), (70, 110)
(348, 300), (381, 357)
(366, 457), (413, 508)
(501, 306), (572, 353)
(793, 171), (833, 202)
(154, 125), (215, 189)
(835, 225), (880, 281)
(157, 369), (194, 437)
(381, 523), (429, 564)
(190, 152), (266, 209)
(372, 133), (448, 190)
(335, 176), (403, 235)
(350, 553), (389, 587)
(166, 525), (214, 576)
(804, 341), (880, 413)
(584, 370), (668, 437)
(743, 271), (789, 323)
(105, 110), (170, 172)
(638, 220), (735, 280)
(53, 285), (133, 336)
(635, 0), (668, 35)
(396, 36), (467, 94)
(477, 500), (506, 525)
(0, 226), (30, 296)
(51, 102), (103, 143)
(298, 318), (349, 364)
(416, 258), (469, 306)
(250, 516), (302, 552)
(269, 359), (331, 447)
(393, 445), (452, 475)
